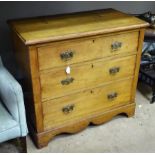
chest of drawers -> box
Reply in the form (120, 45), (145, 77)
(8, 9), (149, 148)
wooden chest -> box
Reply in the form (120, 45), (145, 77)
(8, 9), (149, 148)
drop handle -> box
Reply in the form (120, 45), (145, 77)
(107, 92), (118, 100)
(62, 104), (75, 114)
(111, 41), (122, 51)
(60, 50), (74, 61)
(109, 67), (120, 75)
(61, 77), (74, 85)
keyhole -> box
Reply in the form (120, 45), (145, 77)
(91, 64), (94, 68)
(90, 90), (94, 94)
(92, 40), (95, 43)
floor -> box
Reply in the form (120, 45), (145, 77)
(0, 83), (155, 153)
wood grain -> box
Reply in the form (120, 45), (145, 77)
(9, 9), (149, 45)
(40, 55), (136, 101)
(28, 46), (44, 132)
(43, 78), (133, 130)
(131, 29), (145, 102)
(30, 103), (135, 148)
(38, 31), (138, 70)
(8, 9), (148, 148)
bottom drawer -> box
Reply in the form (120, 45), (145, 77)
(43, 78), (133, 130)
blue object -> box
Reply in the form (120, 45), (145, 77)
(0, 56), (28, 143)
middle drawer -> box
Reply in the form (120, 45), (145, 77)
(40, 55), (136, 101)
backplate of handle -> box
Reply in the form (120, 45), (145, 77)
(61, 77), (74, 85)
(60, 50), (74, 61)
(111, 41), (122, 51)
(109, 67), (120, 75)
(107, 92), (118, 100)
(62, 104), (75, 114)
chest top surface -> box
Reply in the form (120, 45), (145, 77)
(8, 9), (149, 45)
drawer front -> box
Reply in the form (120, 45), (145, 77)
(40, 55), (136, 101)
(43, 78), (133, 130)
(38, 31), (139, 70)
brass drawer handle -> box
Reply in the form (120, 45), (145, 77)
(62, 104), (75, 114)
(61, 77), (74, 85)
(109, 67), (120, 75)
(111, 42), (122, 51)
(107, 92), (118, 100)
(60, 50), (74, 61)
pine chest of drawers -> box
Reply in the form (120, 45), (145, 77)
(8, 9), (149, 148)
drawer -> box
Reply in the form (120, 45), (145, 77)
(40, 55), (136, 101)
(38, 31), (139, 70)
(43, 78), (133, 130)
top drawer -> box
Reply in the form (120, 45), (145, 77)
(37, 31), (139, 70)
